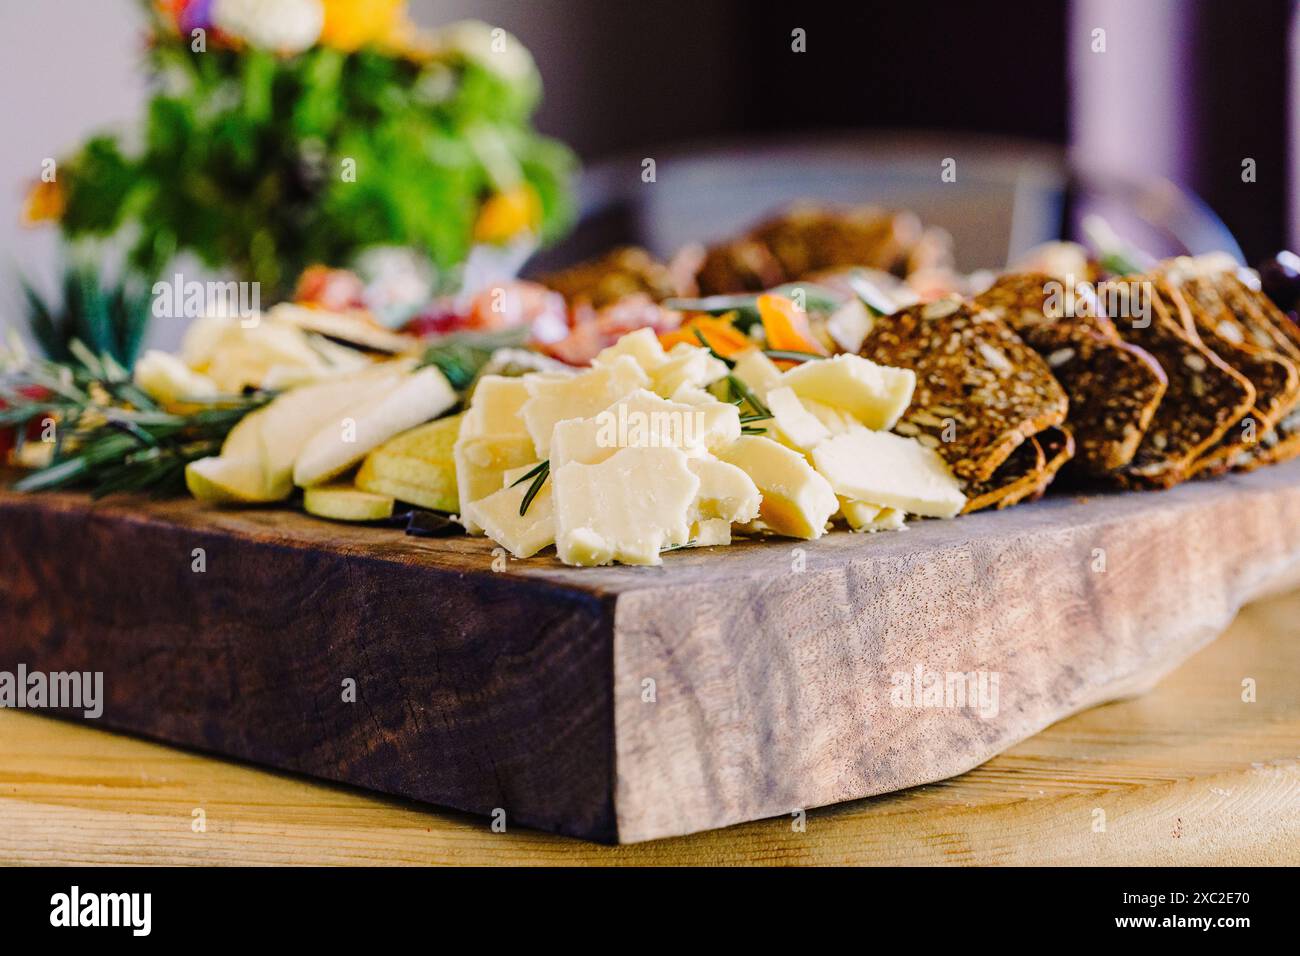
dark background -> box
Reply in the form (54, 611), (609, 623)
(452, 0), (1293, 263)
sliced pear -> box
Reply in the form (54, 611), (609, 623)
(292, 366), (457, 488)
(185, 455), (267, 504)
(303, 484), (395, 522)
(354, 415), (461, 512)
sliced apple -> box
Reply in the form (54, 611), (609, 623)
(303, 485), (395, 522)
(292, 366), (457, 488)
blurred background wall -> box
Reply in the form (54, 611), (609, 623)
(1, 0), (1295, 299)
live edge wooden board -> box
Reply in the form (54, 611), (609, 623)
(3, 460), (1300, 844)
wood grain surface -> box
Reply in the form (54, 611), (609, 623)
(3, 459), (1300, 843)
(1, 587), (1297, 865)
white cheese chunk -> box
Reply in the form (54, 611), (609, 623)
(465, 463), (554, 558)
(839, 498), (906, 533)
(593, 327), (668, 373)
(765, 386), (831, 451)
(779, 353), (916, 430)
(462, 375), (532, 437)
(688, 456), (761, 524)
(553, 446), (700, 566)
(650, 343), (729, 397)
(549, 389), (740, 469)
(453, 433), (538, 533)
(716, 435), (837, 539)
(522, 355), (649, 455)
(687, 518), (732, 548)
(730, 349), (783, 398)
(811, 429), (966, 518)
(801, 398), (861, 436)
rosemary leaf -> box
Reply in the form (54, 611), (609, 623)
(517, 460), (549, 517)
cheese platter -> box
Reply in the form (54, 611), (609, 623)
(6, 204), (1300, 842)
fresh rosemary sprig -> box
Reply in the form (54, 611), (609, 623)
(2, 340), (268, 498)
(510, 459), (549, 516)
(418, 327), (530, 392)
(725, 373), (771, 421)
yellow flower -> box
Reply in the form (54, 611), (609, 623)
(473, 184), (541, 245)
(21, 179), (65, 226)
(319, 0), (405, 52)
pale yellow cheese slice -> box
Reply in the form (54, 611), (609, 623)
(811, 428), (966, 518)
(716, 435), (837, 539)
(522, 355), (649, 456)
(779, 353), (916, 430)
(553, 446), (700, 566)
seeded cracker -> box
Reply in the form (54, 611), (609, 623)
(859, 296), (1068, 483)
(1154, 274), (1298, 476)
(960, 426), (1074, 513)
(1215, 274), (1300, 468)
(1102, 278), (1255, 488)
(974, 273), (1167, 474)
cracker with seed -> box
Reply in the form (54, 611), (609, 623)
(1101, 279), (1255, 488)
(1213, 274), (1300, 469)
(1154, 275), (1298, 476)
(960, 425), (1074, 513)
(974, 273), (1167, 474)
(860, 296), (1068, 483)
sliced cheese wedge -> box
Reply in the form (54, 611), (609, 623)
(687, 456), (761, 524)
(462, 375), (532, 436)
(716, 435), (837, 539)
(553, 446), (700, 566)
(550, 389), (741, 469)
(650, 343), (729, 397)
(593, 327), (668, 374)
(454, 433), (538, 532)
(466, 463), (555, 558)
(779, 353), (916, 430)
(522, 355), (648, 456)
(839, 498), (906, 533)
(730, 349), (783, 398)
(811, 428), (966, 518)
(764, 386), (830, 451)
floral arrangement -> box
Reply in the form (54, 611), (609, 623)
(27, 0), (576, 300)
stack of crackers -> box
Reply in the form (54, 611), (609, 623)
(860, 262), (1300, 511)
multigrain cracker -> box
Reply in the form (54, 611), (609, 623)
(1101, 279), (1255, 488)
(1153, 275), (1298, 476)
(974, 273), (1166, 474)
(859, 296), (1067, 483)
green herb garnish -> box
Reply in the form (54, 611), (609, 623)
(511, 459), (550, 517)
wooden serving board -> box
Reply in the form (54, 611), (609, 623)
(4, 460), (1300, 844)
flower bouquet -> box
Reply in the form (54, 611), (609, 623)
(30, 0), (576, 301)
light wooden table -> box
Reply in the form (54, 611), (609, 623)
(3, 589), (1299, 866)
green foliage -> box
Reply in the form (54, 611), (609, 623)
(20, 263), (153, 368)
(1, 346), (268, 498)
(56, 34), (577, 300)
